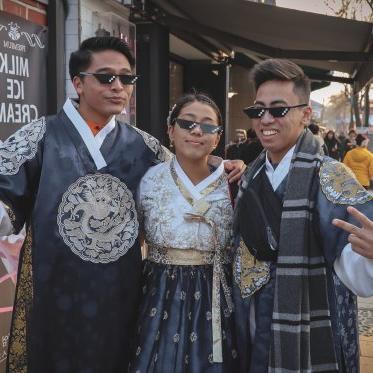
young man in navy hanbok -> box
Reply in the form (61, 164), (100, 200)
(0, 36), (244, 373)
(233, 59), (373, 373)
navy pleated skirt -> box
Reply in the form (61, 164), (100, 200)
(129, 260), (239, 373)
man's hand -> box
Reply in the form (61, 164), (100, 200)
(224, 159), (246, 183)
(332, 206), (373, 259)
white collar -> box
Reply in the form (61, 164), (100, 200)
(66, 99), (116, 147)
(264, 146), (295, 191)
(63, 98), (109, 170)
(95, 117), (116, 148)
(174, 156), (224, 200)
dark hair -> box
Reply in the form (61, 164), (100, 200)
(250, 59), (311, 102)
(69, 36), (135, 81)
(247, 128), (257, 139)
(348, 129), (357, 136)
(168, 92), (223, 126)
(308, 123), (320, 135)
(356, 134), (367, 146)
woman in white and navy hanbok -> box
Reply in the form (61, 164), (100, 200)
(130, 93), (239, 373)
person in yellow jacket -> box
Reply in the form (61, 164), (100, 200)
(343, 133), (373, 189)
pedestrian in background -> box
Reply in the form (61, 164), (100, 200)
(342, 129), (357, 158)
(324, 129), (340, 160)
(226, 129), (247, 160)
(337, 131), (347, 159)
(308, 123), (328, 155)
(240, 128), (263, 164)
(343, 133), (373, 189)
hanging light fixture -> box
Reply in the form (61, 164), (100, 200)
(228, 90), (238, 98)
(228, 72), (237, 98)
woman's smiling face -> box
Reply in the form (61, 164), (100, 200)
(168, 101), (221, 162)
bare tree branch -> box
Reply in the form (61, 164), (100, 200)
(323, 0), (373, 21)
(363, 84), (370, 127)
(323, 0), (372, 129)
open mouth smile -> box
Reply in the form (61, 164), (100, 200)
(261, 129), (279, 137)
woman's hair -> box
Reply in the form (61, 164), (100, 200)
(356, 134), (368, 146)
(308, 123), (320, 135)
(247, 128), (257, 139)
(167, 92), (222, 126)
(325, 130), (335, 138)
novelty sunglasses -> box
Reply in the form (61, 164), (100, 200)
(243, 104), (308, 119)
(79, 72), (139, 85)
(174, 118), (223, 134)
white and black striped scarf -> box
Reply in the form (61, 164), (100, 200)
(237, 129), (339, 372)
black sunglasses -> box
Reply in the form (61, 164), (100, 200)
(243, 104), (308, 119)
(79, 72), (139, 85)
(174, 119), (223, 135)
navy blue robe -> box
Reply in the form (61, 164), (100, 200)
(233, 159), (372, 373)
(0, 108), (168, 373)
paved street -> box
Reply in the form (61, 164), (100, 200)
(359, 297), (373, 372)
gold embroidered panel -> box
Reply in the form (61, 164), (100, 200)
(233, 240), (270, 298)
(320, 159), (372, 205)
(8, 230), (33, 373)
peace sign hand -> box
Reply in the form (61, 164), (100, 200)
(332, 206), (373, 259)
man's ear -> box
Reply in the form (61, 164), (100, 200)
(72, 76), (83, 96)
(302, 106), (312, 126)
(168, 125), (174, 142)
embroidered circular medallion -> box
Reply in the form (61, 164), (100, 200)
(0, 117), (46, 175)
(320, 159), (372, 205)
(57, 174), (139, 263)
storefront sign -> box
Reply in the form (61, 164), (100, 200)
(0, 12), (48, 140)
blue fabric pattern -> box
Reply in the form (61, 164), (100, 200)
(0, 109), (164, 372)
(130, 261), (239, 373)
(332, 273), (359, 373)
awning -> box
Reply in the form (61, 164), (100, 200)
(148, 0), (373, 92)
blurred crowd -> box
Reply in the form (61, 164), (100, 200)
(226, 125), (373, 190)
(308, 124), (373, 190)
(225, 128), (263, 165)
